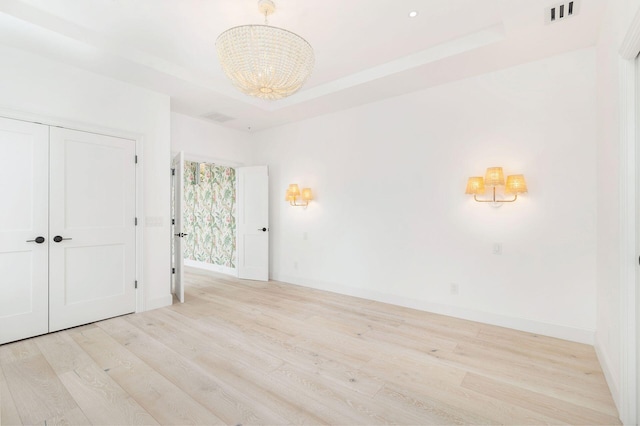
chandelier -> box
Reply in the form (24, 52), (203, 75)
(215, 0), (315, 100)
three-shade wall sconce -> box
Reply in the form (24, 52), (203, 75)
(465, 167), (527, 205)
(285, 184), (313, 207)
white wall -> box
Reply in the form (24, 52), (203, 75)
(595, 0), (640, 419)
(171, 112), (253, 166)
(255, 48), (598, 344)
(0, 45), (172, 310)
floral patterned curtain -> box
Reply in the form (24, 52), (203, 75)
(183, 161), (236, 268)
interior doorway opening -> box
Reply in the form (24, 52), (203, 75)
(171, 153), (240, 303)
(182, 160), (238, 275)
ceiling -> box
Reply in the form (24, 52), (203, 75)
(0, 0), (606, 131)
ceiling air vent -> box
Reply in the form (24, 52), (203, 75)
(546, 1), (579, 24)
(202, 112), (236, 123)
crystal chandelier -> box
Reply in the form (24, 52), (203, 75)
(215, 0), (315, 100)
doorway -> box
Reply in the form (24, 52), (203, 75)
(182, 160), (238, 275)
(171, 154), (241, 304)
(171, 156), (270, 302)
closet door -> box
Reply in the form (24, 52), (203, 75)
(49, 127), (136, 332)
(0, 117), (49, 345)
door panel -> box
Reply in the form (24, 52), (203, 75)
(237, 166), (269, 281)
(0, 117), (49, 345)
(171, 152), (184, 303)
(64, 244), (126, 304)
(49, 127), (136, 332)
(63, 139), (128, 229)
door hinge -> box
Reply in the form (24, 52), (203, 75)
(171, 168), (175, 176)
(134, 280), (138, 289)
(172, 218), (175, 225)
(172, 268), (176, 274)
(135, 155), (138, 164)
(135, 217), (138, 226)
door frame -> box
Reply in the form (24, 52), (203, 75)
(0, 107), (145, 313)
(172, 151), (245, 278)
(619, 8), (640, 425)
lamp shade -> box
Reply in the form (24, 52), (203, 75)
(465, 177), (486, 195)
(505, 174), (528, 194)
(288, 184), (300, 197)
(301, 187), (313, 201)
(484, 167), (505, 186)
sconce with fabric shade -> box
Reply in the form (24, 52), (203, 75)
(465, 177), (486, 195)
(191, 162), (207, 185)
(505, 174), (528, 194)
(287, 184), (300, 198)
(301, 187), (313, 202)
(484, 167), (505, 186)
(285, 183), (312, 207)
(466, 167), (527, 205)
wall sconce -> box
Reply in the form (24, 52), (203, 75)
(192, 162), (206, 185)
(285, 184), (313, 207)
(465, 167), (527, 205)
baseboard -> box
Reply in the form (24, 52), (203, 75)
(144, 294), (173, 311)
(272, 273), (595, 345)
(184, 259), (236, 277)
(594, 333), (622, 420)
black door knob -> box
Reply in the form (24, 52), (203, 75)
(258, 227), (267, 232)
(26, 236), (45, 244)
(53, 236), (72, 243)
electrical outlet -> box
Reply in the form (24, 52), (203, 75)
(493, 243), (502, 255)
(450, 283), (459, 295)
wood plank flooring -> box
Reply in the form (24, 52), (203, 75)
(0, 268), (620, 425)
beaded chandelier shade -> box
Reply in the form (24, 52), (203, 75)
(215, 0), (314, 100)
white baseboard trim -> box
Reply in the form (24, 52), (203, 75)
(145, 294), (173, 311)
(272, 273), (595, 345)
(594, 333), (621, 417)
(184, 259), (237, 277)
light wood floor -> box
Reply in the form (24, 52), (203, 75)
(0, 269), (620, 425)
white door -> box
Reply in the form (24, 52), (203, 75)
(237, 166), (269, 281)
(48, 127), (136, 332)
(0, 117), (49, 344)
(171, 152), (184, 303)
(637, 54), (640, 426)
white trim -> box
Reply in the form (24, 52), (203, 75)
(618, 7), (640, 423)
(0, 106), (142, 142)
(0, 107), (146, 314)
(618, 57), (637, 426)
(184, 259), (237, 277)
(135, 136), (145, 313)
(596, 338), (620, 413)
(145, 294), (174, 311)
(171, 150), (245, 169)
(272, 273), (595, 344)
(620, 8), (640, 59)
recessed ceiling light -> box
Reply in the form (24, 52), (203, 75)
(408, 10), (418, 18)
